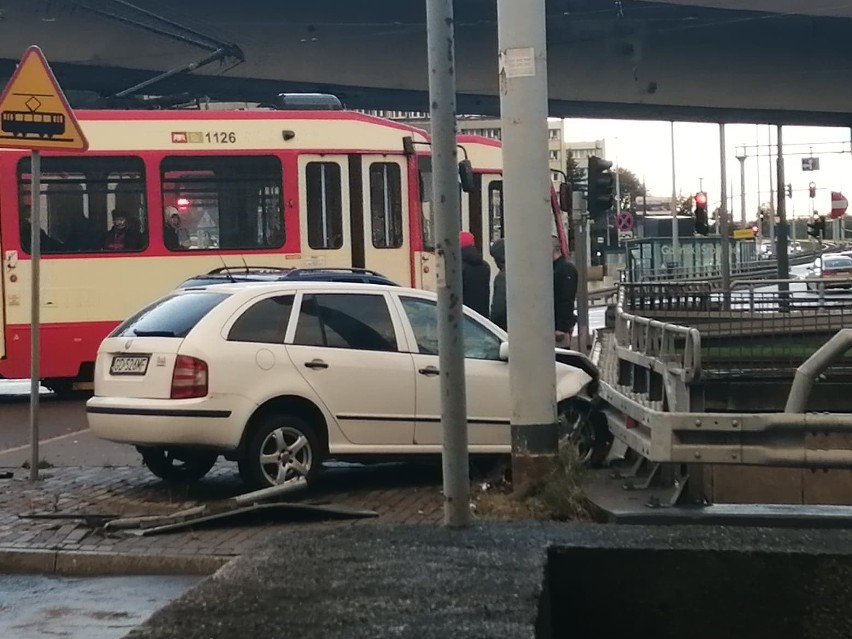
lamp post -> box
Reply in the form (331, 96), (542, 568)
(735, 147), (748, 230)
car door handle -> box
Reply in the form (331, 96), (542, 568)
(304, 359), (329, 370)
(418, 366), (440, 377)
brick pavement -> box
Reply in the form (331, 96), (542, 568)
(0, 461), (448, 574)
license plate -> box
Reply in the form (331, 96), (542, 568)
(110, 355), (150, 376)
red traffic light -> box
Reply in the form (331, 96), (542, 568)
(694, 192), (707, 206)
(176, 197), (191, 212)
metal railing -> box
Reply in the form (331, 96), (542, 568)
(621, 278), (852, 375)
(593, 279), (852, 472)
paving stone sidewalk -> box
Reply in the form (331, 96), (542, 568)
(0, 461), (447, 573)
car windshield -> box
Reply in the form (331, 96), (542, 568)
(110, 292), (229, 338)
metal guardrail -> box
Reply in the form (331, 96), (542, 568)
(594, 280), (852, 472)
(623, 250), (821, 285)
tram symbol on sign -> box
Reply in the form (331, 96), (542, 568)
(1, 94), (66, 139)
(615, 212), (634, 232)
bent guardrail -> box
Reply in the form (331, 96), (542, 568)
(595, 281), (852, 474)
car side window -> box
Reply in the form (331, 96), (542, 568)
(294, 293), (397, 352)
(400, 297), (502, 361)
(227, 295), (294, 344)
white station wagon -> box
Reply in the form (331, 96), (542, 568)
(87, 282), (601, 489)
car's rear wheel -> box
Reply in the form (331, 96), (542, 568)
(239, 413), (321, 490)
(138, 447), (218, 483)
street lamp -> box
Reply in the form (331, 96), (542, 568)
(735, 146), (748, 230)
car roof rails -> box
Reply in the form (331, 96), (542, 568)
(207, 266), (293, 275)
(284, 267), (388, 277)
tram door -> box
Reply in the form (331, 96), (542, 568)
(480, 175), (504, 276)
(0, 202), (5, 358)
(359, 155), (411, 286)
(298, 155), (352, 270)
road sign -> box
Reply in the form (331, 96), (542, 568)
(0, 46), (88, 151)
(831, 191), (848, 219)
(732, 228), (755, 240)
(615, 211), (633, 232)
(802, 157), (820, 171)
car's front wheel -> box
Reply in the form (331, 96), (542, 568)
(557, 400), (611, 467)
(138, 447), (218, 483)
(239, 413), (321, 490)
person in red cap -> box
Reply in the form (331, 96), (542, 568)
(459, 230), (491, 317)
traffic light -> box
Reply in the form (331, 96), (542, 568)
(694, 191), (709, 235)
(809, 182), (817, 198)
(587, 156), (614, 221)
(786, 184), (792, 198)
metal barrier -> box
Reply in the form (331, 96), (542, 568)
(618, 278), (852, 374)
(594, 279), (852, 476)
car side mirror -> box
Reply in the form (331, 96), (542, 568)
(499, 342), (509, 361)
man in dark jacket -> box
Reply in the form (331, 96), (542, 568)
(552, 234), (578, 344)
(459, 231), (491, 318)
(489, 239), (507, 330)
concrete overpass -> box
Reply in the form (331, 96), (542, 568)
(0, 0), (849, 125)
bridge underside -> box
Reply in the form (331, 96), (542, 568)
(0, 0), (850, 126)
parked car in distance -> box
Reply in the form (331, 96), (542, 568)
(86, 282), (604, 489)
(803, 255), (852, 290)
(177, 266), (398, 289)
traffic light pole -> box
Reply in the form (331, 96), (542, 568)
(719, 124), (731, 293)
(574, 212), (590, 353)
(497, 0), (559, 488)
(425, 0), (470, 528)
(776, 125), (791, 284)
(670, 121), (680, 259)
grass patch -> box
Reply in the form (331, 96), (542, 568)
(473, 447), (591, 522)
(701, 337), (852, 361)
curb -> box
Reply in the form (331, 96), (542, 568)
(0, 547), (231, 576)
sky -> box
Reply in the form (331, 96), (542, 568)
(563, 119), (852, 222)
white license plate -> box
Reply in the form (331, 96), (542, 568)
(110, 355), (150, 376)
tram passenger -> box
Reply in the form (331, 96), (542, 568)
(20, 206), (64, 253)
(102, 210), (142, 251)
(164, 208), (190, 250)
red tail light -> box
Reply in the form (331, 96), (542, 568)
(171, 355), (208, 399)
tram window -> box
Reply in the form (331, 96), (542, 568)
(17, 156), (147, 254)
(369, 162), (403, 249)
(161, 156), (284, 252)
(488, 181), (504, 242)
(305, 162), (343, 250)
(417, 158), (435, 251)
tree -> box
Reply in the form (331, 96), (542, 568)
(615, 167), (646, 211)
(565, 152), (586, 186)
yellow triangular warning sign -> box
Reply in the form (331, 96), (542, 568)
(0, 46), (88, 152)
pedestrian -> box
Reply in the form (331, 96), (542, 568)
(489, 238), (507, 330)
(552, 234), (578, 346)
(459, 230), (491, 318)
